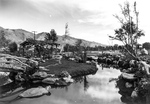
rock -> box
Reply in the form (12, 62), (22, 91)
(55, 80), (67, 86)
(59, 71), (70, 77)
(121, 72), (136, 80)
(69, 58), (75, 61)
(60, 71), (74, 83)
(131, 89), (138, 98)
(19, 86), (51, 98)
(86, 61), (91, 64)
(52, 55), (62, 60)
(42, 77), (59, 84)
(39, 66), (48, 71)
(0, 62), (24, 71)
(15, 72), (25, 81)
(32, 72), (48, 78)
(139, 61), (150, 75)
(141, 48), (148, 55)
(63, 75), (74, 83)
(125, 82), (133, 88)
(129, 60), (135, 66)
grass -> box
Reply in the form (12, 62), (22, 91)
(0, 58), (98, 86)
(39, 58), (98, 77)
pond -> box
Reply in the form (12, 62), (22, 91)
(0, 66), (124, 104)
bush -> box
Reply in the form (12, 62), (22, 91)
(8, 42), (18, 53)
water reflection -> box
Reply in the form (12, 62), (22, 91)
(83, 76), (89, 91)
(84, 67), (122, 103)
(0, 66), (125, 104)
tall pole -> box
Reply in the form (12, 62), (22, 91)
(65, 23), (70, 52)
(65, 22), (68, 36)
(32, 31), (37, 57)
(134, 2), (139, 54)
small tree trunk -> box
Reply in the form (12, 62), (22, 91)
(83, 50), (87, 63)
(146, 90), (150, 104)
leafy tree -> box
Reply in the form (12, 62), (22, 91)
(20, 38), (35, 56)
(9, 42), (18, 53)
(45, 29), (58, 54)
(75, 39), (82, 52)
(143, 42), (150, 50)
(45, 33), (51, 42)
(35, 44), (44, 57)
(45, 29), (58, 43)
(26, 38), (35, 45)
(51, 29), (58, 42)
(113, 44), (119, 50)
(0, 30), (10, 48)
(109, 1), (144, 58)
(75, 39), (88, 62)
(64, 44), (70, 52)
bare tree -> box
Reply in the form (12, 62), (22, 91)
(109, 1), (144, 58)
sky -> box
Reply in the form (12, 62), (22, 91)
(0, 0), (150, 45)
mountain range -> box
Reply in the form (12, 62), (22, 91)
(0, 26), (105, 47)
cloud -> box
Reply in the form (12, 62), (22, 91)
(49, 15), (52, 18)
(77, 19), (86, 23)
(50, 97), (71, 104)
(84, 68), (121, 101)
(85, 85), (121, 101)
(0, 0), (43, 20)
(0, 0), (150, 45)
(0, 0), (18, 8)
(77, 13), (118, 27)
(28, 0), (88, 20)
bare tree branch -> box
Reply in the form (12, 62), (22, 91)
(113, 14), (124, 25)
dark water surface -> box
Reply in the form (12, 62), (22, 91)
(0, 67), (123, 104)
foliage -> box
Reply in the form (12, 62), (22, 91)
(75, 39), (82, 47)
(20, 38), (35, 48)
(35, 44), (44, 57)
(111, 22), (144, 46)
(45, 29), (58, 43)
(113, 44), (118, 50)
(44, 29), (58, 54)
(75, 39), (83, 52)
(63, 44), (125, 52)
(26, 38), (35, 44)
(109, 1), (145, 57)
(142, 42), (150, 50)
(8, 42), (18, 53)
(0, 30), (10, 48)
(45, 33), (51, 42)
(63, 44), (71, 52)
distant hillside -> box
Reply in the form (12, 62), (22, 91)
(0, 26), (34, 44)
(0, 26), (105, 47)
(36, 33), (105, 47)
